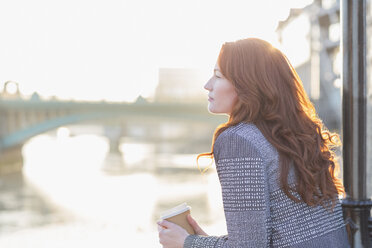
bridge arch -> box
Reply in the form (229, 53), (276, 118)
(0, 108), (226, 150)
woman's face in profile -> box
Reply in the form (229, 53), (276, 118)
(204, 63), (238, 115)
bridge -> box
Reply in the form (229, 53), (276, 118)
(0, 81), (227, 174)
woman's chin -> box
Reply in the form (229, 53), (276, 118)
(207, 107), (224, 115)
(207, 106), (216, 114)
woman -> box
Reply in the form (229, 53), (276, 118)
(157, 38), (349, 247)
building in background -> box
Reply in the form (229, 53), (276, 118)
(277, 0), (372, 197)
(154, 68), (207, 103)
(277, 0), (342, 130)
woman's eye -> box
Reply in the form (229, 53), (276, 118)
(215, 75), (221, 78)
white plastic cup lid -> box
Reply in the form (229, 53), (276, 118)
(160, 203), (191, 220)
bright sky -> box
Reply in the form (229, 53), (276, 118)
(0, 0), (313, 102)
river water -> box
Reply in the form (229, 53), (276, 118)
(0, 129), (226, 247)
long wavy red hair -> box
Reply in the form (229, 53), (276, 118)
(198, 38), (344, 210)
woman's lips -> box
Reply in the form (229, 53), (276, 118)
(208, 96), (214, 102)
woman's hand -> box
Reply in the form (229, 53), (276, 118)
(157, 220), (189, 248)
(157, 215), (209, 247)
(187, 214), (208, 236)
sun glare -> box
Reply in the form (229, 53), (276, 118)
(0, 0), (314, 102)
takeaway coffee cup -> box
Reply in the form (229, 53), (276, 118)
(160, 203), (195, 234)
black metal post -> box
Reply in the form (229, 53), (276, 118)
(341, 0), (372, 247)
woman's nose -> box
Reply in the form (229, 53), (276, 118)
(204, 78), (213, 91)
